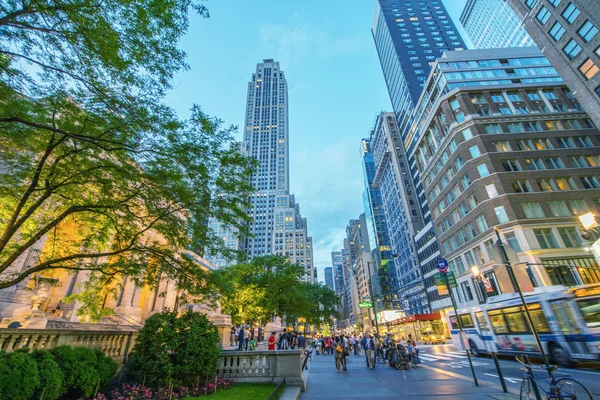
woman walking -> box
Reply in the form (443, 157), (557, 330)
(334, 336), (343, 372)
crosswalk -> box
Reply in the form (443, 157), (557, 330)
(417, 349), (490, 369)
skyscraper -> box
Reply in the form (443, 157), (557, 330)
(331, 251), (344, 295)
(460, 0), (535, 49)
(504, 0), (600, 127)
(241, 59), (314, 281)
(324, 267), (334, 291)
(371, 0), (467, 314)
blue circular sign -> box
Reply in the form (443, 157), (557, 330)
(436, 258), (449, 273)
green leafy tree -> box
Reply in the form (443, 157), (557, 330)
(127, 309), (221, 387)
(31, 350), (64, 400)
(0, 1), (255, 305)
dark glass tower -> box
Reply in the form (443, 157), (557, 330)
(371, 0), (467, 313)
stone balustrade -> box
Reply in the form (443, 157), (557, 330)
(217, 350), (305, 391)
(0, 329), (137, 363)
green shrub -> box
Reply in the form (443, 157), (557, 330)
(31, 350), (64, 400)
(50, 346), (101, 398)
(0, 351), (40, 400)
(94, 349), (118, 386)
(128, 310), (221, 387)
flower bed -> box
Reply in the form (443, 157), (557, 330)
(88, 379), (236, 400)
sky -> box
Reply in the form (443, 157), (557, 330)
(166, 0), (470, 283)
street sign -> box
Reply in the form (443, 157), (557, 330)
(447, 271), (457, 287)
(435, 272), (457, 288)
(436, 258), (449, 273)
(358, 302), (372, 308)
(459, 331), (470, 351)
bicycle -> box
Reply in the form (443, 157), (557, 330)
(516, 355), (592, 400)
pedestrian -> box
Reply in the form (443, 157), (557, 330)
(234, 326), (240, 347)
(350, 336), (357, 356)
(334, 336), (343, 372)
(237, 326), (245, 351)
(268, 332), (277, 350)
(248, 337), (256, 351)
(360, 333), (376, 370)
(297, 333), (306, 350)
(340, 335), (349, 371)
(281, 331), (289, 349)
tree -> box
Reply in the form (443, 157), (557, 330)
(0, 1), (255, 301)
(214, 255), (340, 328)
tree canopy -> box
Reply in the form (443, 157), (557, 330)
(214, 255), (340, 327)
(0, 1), (254, 302)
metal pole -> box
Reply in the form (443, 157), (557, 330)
(491, 352), (508, 393)
(444, 272), (478, 386)
(494, 228), (551, 369)
(367, 261), (380, 336)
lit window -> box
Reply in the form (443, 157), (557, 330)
(549, 22), (566, 41)
(563, 39), (582, 59)
(578, 20), (598, 43)
(579, 58), (600, 80)
(561, 3), (580, 25)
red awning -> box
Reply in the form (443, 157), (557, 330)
(390, 312), (441, 325)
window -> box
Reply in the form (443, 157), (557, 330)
(525, 0), (537, 8)
(537, 177), (574, 191)
(495, 206), (510, 223)
(522, 202), (545, 218)
(502, 159), (522, 172)
(549, 22), (566, 41)
(484, 124), (503, 134)
(534, 228), (559, 248)
(469, 145), (481, 158)
(505, 232), (521, 252)
(548, 0), (561, 7)
(578, 20), (598, 43)
(579, 58), (600, 80)
(461, 281), (474, 301)
(485, 183), (499, 198)
(581, 176), (600, 189)
(549, 200), (572, 217)
(536, 6), (551, 25)
(477, 163), (489, 177)
(462, 127), (473, 140)
(493, 141), (511, 152)
(563, 39), (582, 59)
(561, 3), (580, 25)
(568, 199), (589, 215)
(512, 180), (532, 193)
(475, 215), (488, 232)
(558, 227), (582, 247)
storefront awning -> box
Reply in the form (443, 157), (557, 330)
(389, 312), (441, 325)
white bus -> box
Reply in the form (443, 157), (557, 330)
(447, 284), (600, 367)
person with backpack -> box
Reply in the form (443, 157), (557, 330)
(334, 336), (344, 372)
(360, 333), (376, 370)
(340, 335), (350, 371)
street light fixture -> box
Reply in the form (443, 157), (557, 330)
(579, 212), (598, 230)
(471, 265), (480, 277)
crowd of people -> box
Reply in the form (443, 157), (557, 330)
(231, 325), (418, 373)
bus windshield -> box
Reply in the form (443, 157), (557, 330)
(575, 298), (600, 328)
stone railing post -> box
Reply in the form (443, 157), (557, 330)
(273, 350), (305, 390)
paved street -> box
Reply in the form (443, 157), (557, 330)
(300, 344), (600, 399)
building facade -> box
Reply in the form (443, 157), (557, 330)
(409, 47), (600, 312)
(460, 0), (536, 49)
(324, 267), (334, 291)
(506, 0), (600, 127)
(204, 218), (240, 269)
(371, 0), (467, 314)
(369, 112), (428, 314)
(331, 251), (344, 296)
(241, 59), (314, 281)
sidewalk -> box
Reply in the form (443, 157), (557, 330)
(301, 351), (518, 399)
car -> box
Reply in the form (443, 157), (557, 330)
(422, 331), (445, 344)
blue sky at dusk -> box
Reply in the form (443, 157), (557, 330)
(165, 0), (471, 282)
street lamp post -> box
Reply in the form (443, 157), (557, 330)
(470, 265), (487, 303)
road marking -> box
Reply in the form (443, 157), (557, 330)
(484, 373), (520, 384)
(418, 355), (438, 362)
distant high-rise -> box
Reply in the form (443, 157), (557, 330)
(372, 0), (467, 314)
(460, 0), (535, 49)
(505, 0), (600, 127)
(331, 251), (344, 295)
(241, 59), (313, 281)
(324, 267), (334, 291)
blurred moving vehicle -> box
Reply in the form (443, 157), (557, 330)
(447, 284), (600, 368)
(422, 330), (445, 344)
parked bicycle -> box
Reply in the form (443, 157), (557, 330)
(516, 355), (592, 400)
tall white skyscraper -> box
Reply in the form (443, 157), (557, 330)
(242, 59), (314, 282)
